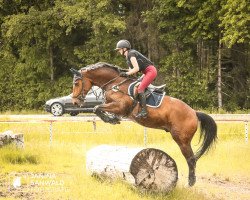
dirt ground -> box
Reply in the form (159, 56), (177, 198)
(0, 172), (68, 200)
(191, 174), (250, 200)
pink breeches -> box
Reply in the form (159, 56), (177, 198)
(138, 65), (157, 93)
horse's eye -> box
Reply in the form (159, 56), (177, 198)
(75, 82), (79, 86)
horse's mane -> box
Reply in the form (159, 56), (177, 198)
(81, 62), (127, 73)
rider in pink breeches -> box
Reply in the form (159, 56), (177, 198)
(138, 65), (157, 93)
(115, 39), (158, 118)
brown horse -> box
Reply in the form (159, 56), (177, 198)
(70, 62), (217, 187)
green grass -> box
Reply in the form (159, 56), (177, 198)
(2, 149), (40, 165)
(0, 119), (249, 199)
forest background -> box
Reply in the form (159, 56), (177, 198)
(0, 0), (249, 112)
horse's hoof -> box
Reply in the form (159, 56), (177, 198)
(188, 176), (196, 187)
(111, 120), (120, 125)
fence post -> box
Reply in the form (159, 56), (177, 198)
(245, 121), (248, 143)
(93, 117), (96, 132)
(49, 121), (53, 146)
(144, 127), (147, 147)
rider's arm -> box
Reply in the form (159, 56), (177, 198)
(127, 56), (139, 75)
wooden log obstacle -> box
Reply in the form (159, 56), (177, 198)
(86, 145), (178, 192)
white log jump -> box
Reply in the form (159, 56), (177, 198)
(86, 145), (178, 192)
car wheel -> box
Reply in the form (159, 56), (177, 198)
(50, 103), (64, 116)
(70, 112), (79, 116)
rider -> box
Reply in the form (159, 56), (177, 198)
(115, 39), (157, 118)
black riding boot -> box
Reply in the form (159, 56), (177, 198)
(136, 92), (148, 118)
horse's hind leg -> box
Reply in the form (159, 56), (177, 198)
(170, 132), (196, 186)
(180, 143), (196, 186)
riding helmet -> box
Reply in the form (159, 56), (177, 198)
(115, 40), (131, 50)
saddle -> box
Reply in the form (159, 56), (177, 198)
(146, 83), (166, 95)
(128, 81), (166, 108)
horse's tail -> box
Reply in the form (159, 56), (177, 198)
(195, 112), (217, 160)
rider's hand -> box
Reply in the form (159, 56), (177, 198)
(120, 72), (129, 77)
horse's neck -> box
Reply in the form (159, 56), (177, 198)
(89, 70), (119, 88)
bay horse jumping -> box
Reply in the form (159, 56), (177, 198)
(70, 62), (217, 187)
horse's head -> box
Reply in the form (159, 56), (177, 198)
(70, 68), (92, 106)
(70, 62), (129, 105)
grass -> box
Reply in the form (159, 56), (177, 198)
(0, 119), (249, 199)
(2, 150), (39, 165)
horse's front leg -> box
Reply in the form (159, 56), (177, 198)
(93, 102), (121, 125)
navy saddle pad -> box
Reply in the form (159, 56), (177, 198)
(128, 81), (165, 108)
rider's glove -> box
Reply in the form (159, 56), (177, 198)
(120, 72), (129, 77)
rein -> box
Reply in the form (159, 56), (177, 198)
(102, 76), (136, 98)
(97, 75), (135, 98)
(99, 75), (120, 90)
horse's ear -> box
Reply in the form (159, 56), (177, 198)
(70, 68), (82, 77)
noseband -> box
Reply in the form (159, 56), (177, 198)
(74, 83), (85, 102)
(72, 68), (86, 101)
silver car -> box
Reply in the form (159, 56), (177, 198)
(45, 86), (103, 116)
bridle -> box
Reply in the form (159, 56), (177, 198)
(72, 77), (85, 102)
(71, 68), (86, 102)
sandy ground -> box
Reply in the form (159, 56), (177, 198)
(192, 174), (250, 200)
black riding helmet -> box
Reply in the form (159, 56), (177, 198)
(115, 40), (131, 50)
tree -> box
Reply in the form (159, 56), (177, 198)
(0, 0), (249, 111)
(220, 0), (250, 48)
(0, 0), (126, 110)
(143, 0), (217, 107)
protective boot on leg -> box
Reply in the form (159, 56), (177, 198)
(136, 92), (148, 118)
